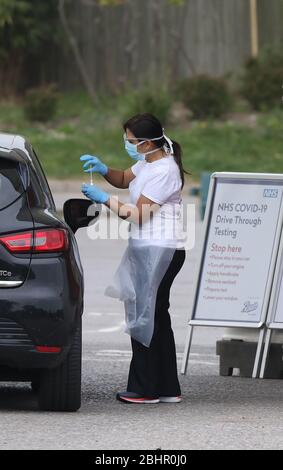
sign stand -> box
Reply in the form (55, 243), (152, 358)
(252, 328), (267, 378)
(259, 225), (283, 378)
(181, 324), (266, 378)
(259, 329), (272, 378)
(181, 172), (283, 378)
(181, 325), (194, 375)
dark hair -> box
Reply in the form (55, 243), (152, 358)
(123, 113), (191, 188)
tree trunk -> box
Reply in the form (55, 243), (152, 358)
(58, 0), (97, 103)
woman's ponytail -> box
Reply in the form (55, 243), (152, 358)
(172, 140), (191, 189)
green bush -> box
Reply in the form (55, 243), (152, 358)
(24, 84), (59, 122)
(120, 85), (172, 124)
(177, 74), (232, 119)
(241, 48), (283, 111)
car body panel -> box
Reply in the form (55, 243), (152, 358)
(0, 133), (85, 372)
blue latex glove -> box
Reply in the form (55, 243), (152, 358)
(81, 183), (109, 204)
(80, 154), (108, 176)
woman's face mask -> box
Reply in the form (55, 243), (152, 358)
(124, 135), (146, 161)
(123, 133), (173, 161)
(123, 132), (169, 161)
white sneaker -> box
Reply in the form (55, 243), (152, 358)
(159, 396), (182, 403)
(116, 392), (160, 404)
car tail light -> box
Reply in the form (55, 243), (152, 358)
(0, 229), (68, 253)
(36, 346), (62, 353)
(0, 232), (33, 252)
(33, 229), (68, 252)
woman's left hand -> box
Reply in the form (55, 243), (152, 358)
(81, 183), (109, 204)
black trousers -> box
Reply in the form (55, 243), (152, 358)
(127, 248), (186, 398)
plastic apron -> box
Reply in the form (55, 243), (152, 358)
(104, 237), (175, 347)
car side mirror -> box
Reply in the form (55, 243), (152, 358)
(63, 198), (100, 234)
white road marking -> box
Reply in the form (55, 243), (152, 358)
(82, 349), (218, 366)
(82, 357), (217, 366)
(84, 349), (217, 358)
(96, 322), (125, 333)
(85, 311), (121, 317)
(95, 349), (131, 356)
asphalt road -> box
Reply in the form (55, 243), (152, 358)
(0, 187), (282, 450)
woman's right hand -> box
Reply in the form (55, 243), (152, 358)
(80, 154), (108, 176)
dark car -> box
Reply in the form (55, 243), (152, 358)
(0, 133), (99, 411)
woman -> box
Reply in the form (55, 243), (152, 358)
(81, 113), (187, 404)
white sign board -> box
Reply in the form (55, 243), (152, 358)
(272, 276), (283, 326)
(191, 173), (283, 327)
(257, 216), (283, 377)
(264, 230), (283, 329)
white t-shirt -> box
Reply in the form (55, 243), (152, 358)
(128, 155), (184, 248)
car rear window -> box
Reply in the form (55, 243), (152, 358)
(0, 159), (24, 210)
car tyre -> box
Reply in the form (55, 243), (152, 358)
(38, 317), (82, 412)
(31, 379), (40, 393)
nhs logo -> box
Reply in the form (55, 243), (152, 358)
(263, 188), (278, 198)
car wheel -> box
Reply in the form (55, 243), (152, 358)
(31, 379), (40, 393)
(38, 317), (82, 412)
